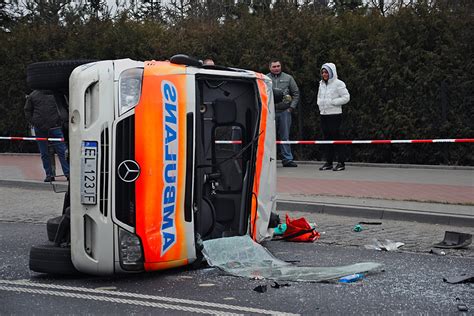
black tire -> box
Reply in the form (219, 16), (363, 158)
(46, 216), (62, 242)
(26, 59), (96, 90)
(29, 244), (80, 275)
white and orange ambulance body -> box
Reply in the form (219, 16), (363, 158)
(67, 57), (277, 275)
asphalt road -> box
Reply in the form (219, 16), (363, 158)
(0, 185), (473, 315)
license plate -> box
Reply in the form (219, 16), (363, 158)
(81, 141), (98, 205)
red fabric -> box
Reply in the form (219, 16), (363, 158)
(283, 214), (320, 242)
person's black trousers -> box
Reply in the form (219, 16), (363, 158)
(320, 114), (346, 164)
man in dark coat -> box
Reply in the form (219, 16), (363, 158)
(24, 90), (70, 182)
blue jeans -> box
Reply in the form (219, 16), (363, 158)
(275, 110), (293, 162)
(35, 127), (69, 178)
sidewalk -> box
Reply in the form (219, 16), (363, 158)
(1, 153), (473, 226)
(277, 161), (473, 227)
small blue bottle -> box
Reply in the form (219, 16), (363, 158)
(338, 273), (364, 283)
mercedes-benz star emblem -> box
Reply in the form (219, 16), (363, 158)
(117, 160), (140, 183)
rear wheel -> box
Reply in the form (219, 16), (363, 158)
(29, 244), (80, 275)
(26, 59), (95, 91)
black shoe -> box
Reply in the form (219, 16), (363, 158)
(333, 163), (345, 171)
(319, 163), (333, 171)
(283, 160), (298, 167)
(44, 176), (55, 182)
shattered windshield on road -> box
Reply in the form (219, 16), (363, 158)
(202, 236), (383, 282)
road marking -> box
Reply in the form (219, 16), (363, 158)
(0, 279), (299, 315)
(0, 285), (238, 315)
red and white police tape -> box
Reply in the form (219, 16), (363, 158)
(2, 136), (473, 144)
(219, 139), (474, 144)
(0, 136), (65, 142)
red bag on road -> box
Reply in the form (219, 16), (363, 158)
(282, 214), (320, 242)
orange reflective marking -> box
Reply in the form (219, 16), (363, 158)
(250, 74), (269, 240)
(135, 61), (189, 270)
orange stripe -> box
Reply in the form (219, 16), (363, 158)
(250, 74), (269, 240)
(135, 61), (188, 270)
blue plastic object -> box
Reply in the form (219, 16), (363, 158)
(338, 273), (364, 283)
(274, 224), (287, 235)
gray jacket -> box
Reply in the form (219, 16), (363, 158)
(266, 72), (300, 113)
(24, 90), (68, 131)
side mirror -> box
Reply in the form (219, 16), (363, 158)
(272, 88), (283, 104)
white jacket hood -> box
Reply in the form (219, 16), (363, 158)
(321, 63), (338, 82)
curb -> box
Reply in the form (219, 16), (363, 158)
(277, 200), (474, 227)
(1, 179), (472, 227)
(1, 153), (473, 170)
(0, 179), (68, 192)
(283, 160), (474, 171)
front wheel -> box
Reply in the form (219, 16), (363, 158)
(29, 244), (80, 275)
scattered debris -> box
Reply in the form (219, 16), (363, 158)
(433, 231), (472, 249)
(198, 283), (216, 287)
(443, 274), (474, 284)
(359, 221), (382, 225)
(352, 224), (363, 232)
(271, 282), (291, 289)
(364, 239), (405, 251)
(281, 214), (320, 242)
(223, 297), (235, 300)
(273, 214), (320, 242)
(338, 273), (364, 283)
(429, 248), (446, 256)
(273, 224), (287, 236)
(253, 285), (267, 293)
(457, 304), (469, 312)
(456, 298), (469, 312)
(94, 286), (117, 291)
(202, 235), (382, 282)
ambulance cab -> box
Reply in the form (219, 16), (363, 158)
(63, 56), (277, 275)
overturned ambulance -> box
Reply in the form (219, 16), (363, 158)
(28, 55), (278, 275)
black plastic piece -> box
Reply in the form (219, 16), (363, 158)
(46, 216), (62, 242)
(433, 231), (472, 249)
(268, 212), (280, 228)
(443, 274), (474, 284)
(54, 206), (71, 245)
(271, 282), (290, 289)
(253, 285), (267, 293)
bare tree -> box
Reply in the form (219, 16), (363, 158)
(368, 0), (404, 15)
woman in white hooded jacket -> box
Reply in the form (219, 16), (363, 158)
(317, 63), (350, 171)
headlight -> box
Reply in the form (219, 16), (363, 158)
(119, 68), (143, 115)
(118, 227), (144, 271)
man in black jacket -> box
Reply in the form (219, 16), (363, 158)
(24, 90), (69, 182)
